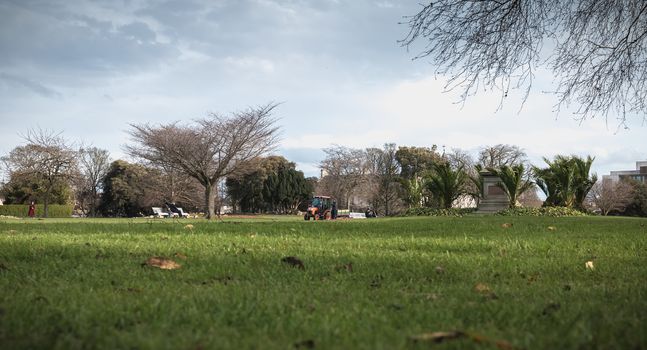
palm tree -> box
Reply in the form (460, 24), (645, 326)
(425, 162), (468, 209)
(572, 155), (597, 210)
(468, 164), (485, 206)
(487, 164), (534, 208)
(533, 155), (596, 209)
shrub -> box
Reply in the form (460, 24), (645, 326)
(0, 204), (74, 218)
(401, 207), (476, 217)
(495, 206), (588, 217)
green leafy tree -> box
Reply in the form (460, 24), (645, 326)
(226, 156), (313, 214)
(395, 146), (441, 180)
(0, 172), (71, 206)
(98, 160), (164, 217)
(395, 146), (442, 209)
(487, 164), (534, 208)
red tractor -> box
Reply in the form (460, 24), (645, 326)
(304, 196), (337, 220)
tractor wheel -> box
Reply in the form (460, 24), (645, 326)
(304, 214), (310, 221)
(314, 214), (320, 220)
(324, 211), (332, 220)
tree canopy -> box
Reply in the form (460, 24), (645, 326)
(127, 103), (280, 219)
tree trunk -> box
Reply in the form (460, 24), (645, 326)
(90, 187), (97, 217)
(204, 184), (217, 219)
(43, 188), (50, 218)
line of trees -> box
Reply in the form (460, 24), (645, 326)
(0, 130), (206, 218)
(0, 104), (284, 219)
(316, 143), (645, 217)
(2, 126), (644, 217)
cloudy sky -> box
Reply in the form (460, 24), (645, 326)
(0, 0), (645, 179)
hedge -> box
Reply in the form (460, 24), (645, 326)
(401, 207), (477, 217)
(495, 207), (588, 217)
(0, 204), (74, 218)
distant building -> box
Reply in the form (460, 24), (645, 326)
(603, 161), (647, 184)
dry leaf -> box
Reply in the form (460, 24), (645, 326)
(435, 266), (445, 274)
(410, 331), (517, 349)
(474, 283), (491, 293)
(144, 256), (181, 270)
(184, 224), (194, 230)
(585, 261), (594, 270)
(501, 223), (513, 228)
(547, 226), (557, 231)
(174, 252), (188, 260)
(409, 331), (466, 343)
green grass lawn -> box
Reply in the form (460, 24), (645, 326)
(1, 216), (646, 349)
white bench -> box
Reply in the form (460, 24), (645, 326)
(152, 207), (169, 218)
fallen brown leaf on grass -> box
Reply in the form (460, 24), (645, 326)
(435, 266), (445, 274)
(547, 226), (557, 231)
(281, 256), (305, 269)
(501, 223), (513, 228)
(409, 330), (518, 349)
(184, 224), (194, 230)
(409, 331), (466, 343)
(474, 283), (491, 293)
(474, 283), (498, 300)
(174, 252), (188, 260)
(143, 257), (181, 270)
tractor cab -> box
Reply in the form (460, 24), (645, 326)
(304, 196), (335, 220)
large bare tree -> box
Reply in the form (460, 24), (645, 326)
(126, 103), (280, 219)
(402, 1), (647, 125)
(1, 129), (77, 217)
(77, 147), (110, 217)
(478, 144), (527, 168)
(587, 179), (634, 215)
(318, 146), (368, 210)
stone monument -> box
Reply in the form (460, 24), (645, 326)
(476, 170), (509, 213)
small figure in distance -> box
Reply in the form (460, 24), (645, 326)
(28, 200), (36, 218)
(165, 201), (181, 217)
(365, 207), (377, 218)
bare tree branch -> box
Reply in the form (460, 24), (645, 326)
(126, 103), (280, 219)
(402, 0), (647, 125)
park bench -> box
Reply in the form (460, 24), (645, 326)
(151, 207), (169, 218)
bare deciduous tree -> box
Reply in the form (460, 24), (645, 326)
(588, 179), (634, 215)
(318, 146), (368, 210)
(478, 144), (527, 168)
(402, 1), (647, 125)
(366, 144), (403, 216)
(1, 129), (77, 217)
(78, 147), (110, 217)
(126, 103), (280, 219)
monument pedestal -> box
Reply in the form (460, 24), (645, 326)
(477, 171), (509, 213)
